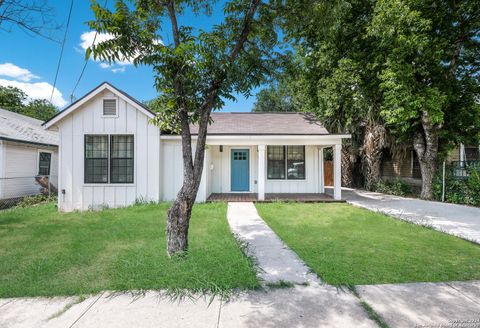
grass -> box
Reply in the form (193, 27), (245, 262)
(255, 203), (480, 285)
(0, 202), (259, 298)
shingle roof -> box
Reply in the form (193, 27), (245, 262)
(189, 112), (330, 135)
(0, 108), (59, 146)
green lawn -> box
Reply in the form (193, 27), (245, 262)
(0, 202), (258, 298)
(256, 203), (480, 285)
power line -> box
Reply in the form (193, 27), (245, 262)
(70, 0), (108, 103)
(50, 0), (75, 104)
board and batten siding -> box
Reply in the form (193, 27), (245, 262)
(160, 139), (208, 202)
(0, 141), (58, 199)
(56, 90), (160, 211)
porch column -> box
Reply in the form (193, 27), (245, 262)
(333, 144), (342, 200)
(258, 145), (266, 201)
(318, 147), (325, 193)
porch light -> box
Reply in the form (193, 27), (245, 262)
(220, 145), (223, 152)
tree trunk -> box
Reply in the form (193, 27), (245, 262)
(363, 122), (386, 190)
(166, 193), (193, 254)
(413, 111), (439, 200)
(341, 145), (356, 188)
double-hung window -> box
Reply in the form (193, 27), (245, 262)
(84, 134), (134, 184)
(110, 135), (134, 183)
(38, 152), (51, 175)
(267, 145), (305, 180)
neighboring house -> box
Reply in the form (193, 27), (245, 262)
(43, 82), (350, 212)
(381, 149), (422, 184)
(0, 108), (59, 200)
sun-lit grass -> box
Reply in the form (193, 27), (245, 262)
(0, 202), (259, 298)
(256, 202), (480, 285)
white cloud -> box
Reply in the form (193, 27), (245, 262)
(0, 63), (39, 82)
(79, 31), (163, 73)
(111, 67), (126, 73)
(0, 79), (67, 107)
(79, 31), (132, 71)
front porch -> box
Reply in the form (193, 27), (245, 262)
(207, 192), (344, 203)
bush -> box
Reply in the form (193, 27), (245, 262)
(373, 178), (412, 197)
(433, 165), (480, 206)
(16, 194), (56, 208)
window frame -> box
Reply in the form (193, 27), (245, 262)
(84, 134), (135, 185)
(101, 97), (119, 118)
(286, 145), (306, 180)
(267, 145), (306, 180)
(109, 135), (134, 184)
(37, 150), (52, 176)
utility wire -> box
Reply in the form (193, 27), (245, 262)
(70, 0), (108, 103)
(50, 0), (75, 103)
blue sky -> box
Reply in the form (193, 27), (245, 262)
(0, 0), (260, 112)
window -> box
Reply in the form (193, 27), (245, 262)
(110, 135), (134, 183)
(84, 134), (134, 184)
(267, 146), (285, 179)
(85, 135), (109, 183)
(267, 146), (306, 180)
(287, 146), (305, 179)
(103, 99), (117, 116)
(38, 152), (51, 175)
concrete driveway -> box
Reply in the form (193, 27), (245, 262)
(330, 188), (480, 243)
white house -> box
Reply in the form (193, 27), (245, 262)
(0, 108), (59, 200)
(43, 82), (350, 212)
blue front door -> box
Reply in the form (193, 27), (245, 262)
(231, 149), (250, 191)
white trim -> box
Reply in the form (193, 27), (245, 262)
(333, 144), (342, 200)
(258, 145), (265, 200)
(82, 133), (136, 186)
(44, 83), (154, 129)
(160, 134), (350, 146)
(37, 149), (53, 176)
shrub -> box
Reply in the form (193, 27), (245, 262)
(16, 194), (56, 208)
(433, 165), (480, 206)
(373, 178), (412, 197)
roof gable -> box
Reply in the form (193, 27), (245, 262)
(43, 82), (155, 129)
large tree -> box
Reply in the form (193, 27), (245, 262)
(368, 0), (480, 199)
(88, 0), (280, 255)
(278, 0), (388, 189)
(0, 85), (58, 121)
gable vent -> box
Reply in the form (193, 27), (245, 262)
(103, 99), (117, 116)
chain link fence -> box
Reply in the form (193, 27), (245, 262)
(0, 175), (58, 210)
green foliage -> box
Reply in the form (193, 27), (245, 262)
(256, 203), (480, 285)
(88, 0), (281, 133)
(0, 86), (58, 121)
(253, 82), (297, 112)
(367, 0), (480, 142)
(373, 178), (412, 197)
(16, 194), (57, 208)
(0, 202), (259, 297)
(433, 165), (480, 206)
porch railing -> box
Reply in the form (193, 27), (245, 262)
(451, 160), (480, 178)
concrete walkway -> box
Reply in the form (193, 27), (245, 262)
(226, 202), (318, 285)
(357, 280), (480, 328)
(331, 188), (480, 243)
(0, 287), (378, 328)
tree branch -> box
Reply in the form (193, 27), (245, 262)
(192, 0), (262, 179)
